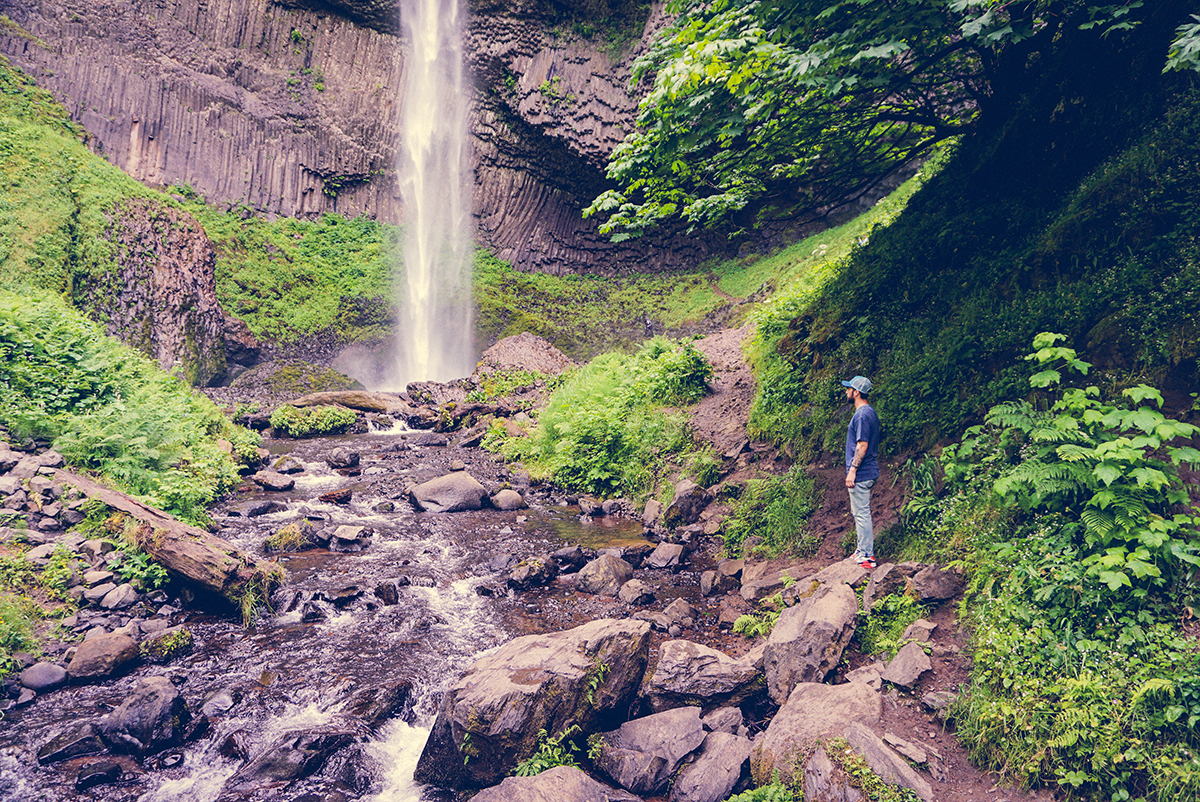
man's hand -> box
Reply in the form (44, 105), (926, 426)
(845, 467), (856, 488)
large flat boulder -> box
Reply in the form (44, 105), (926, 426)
(843, 722), (933, 801)
(470, 765), (642, 802)
(596, 707), (706, 796)
(764, 582), (858, 704)
(644, 640), (762, 712)
(414, 619), (652, 789)
(409, 472), (488, 512)
(752, 682), (881, 786)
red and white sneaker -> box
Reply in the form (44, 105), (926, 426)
(859, 556), (877, 570)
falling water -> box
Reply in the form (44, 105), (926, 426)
(394, 0), (474, 386)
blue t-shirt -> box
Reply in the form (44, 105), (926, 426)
(845, 404), (880, 482)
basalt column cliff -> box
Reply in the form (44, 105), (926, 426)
(0, 0), (716, 275)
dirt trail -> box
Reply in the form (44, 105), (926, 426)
(688, 327), (1049, 802)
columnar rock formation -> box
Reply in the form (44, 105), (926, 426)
(0, 0), (721, 274)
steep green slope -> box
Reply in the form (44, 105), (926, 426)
(748, 78), (1200, 459)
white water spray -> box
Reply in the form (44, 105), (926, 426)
(394, 0), (474, 387)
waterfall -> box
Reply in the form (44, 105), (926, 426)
(394, 0), (474, 387)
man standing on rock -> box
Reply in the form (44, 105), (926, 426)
(842, 375), (880, 570)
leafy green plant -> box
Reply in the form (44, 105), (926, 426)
(0, 592), (40, 678)
(733, 578), (794, 638)
(513, 725), (583, 777)
(110, 548), (169, 590)
(722, 464), (821, 557)
(516, 338), (712, 499)
(584, 660), (610, 706)
(898, 334), (1200, 800)
(269, 404), (357, 438)
(466, 368), (549, 403)
(724, 771), (794, 801)
(854, 593), (927, 659)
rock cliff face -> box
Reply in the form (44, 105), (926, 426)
(0, 0), (722, 275)
(84, 197), (259, 386)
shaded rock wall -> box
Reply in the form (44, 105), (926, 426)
(84, 197), (259, 386)
(0, 0), (723, 274)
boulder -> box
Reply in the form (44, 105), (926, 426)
(410, 472), (488, 513)
(413, 619), (652, 789)
(20, 662), (68, 691)
(880, 641), (932, 689)
(99, 583), (139, 610)
(251, 471), (295, 492)
(663, 480), (708, 528)
(740, 563), (810, 604)
(910, 565), (964, 601)
(551, 546), (588, 573)
(491, 489), (527, 511)
(227, 728), (356, 791)
(645, 640), (762, 712)
(764, 582), (859, 703)
(37, 723), (107, 765)
(900, 619), (937, 643)
(752, 682), (881, 786)
(669, 731), (753, 802)
(645, 543), (685, 570)
(576, 554), (634, 596)
(701, 706), (744, 735)
(801, 747), (866, 802)
(470, 765), (641, 802)
(325, 447), (361, 469)
(642, 499), (663, 528)
(507, 556), (559, 590)
(67, 633), (139, 680)
(843, 722), (933, 801)
(596, 707), (706, 795)
(271, 456), (305, 474)
(862, 562), (920, 611)
(98, 676), (190, 755)
(618, 579), (656, 606)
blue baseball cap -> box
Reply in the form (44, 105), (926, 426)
(841, 376), (872, 395)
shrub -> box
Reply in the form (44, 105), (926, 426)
(269, 404), (357, 438)
(899, 334), (1200, 801)
(521, 338), (712, 499)
(512, 725), (582, 776)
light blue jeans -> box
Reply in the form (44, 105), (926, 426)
(848, 478), (876, 557)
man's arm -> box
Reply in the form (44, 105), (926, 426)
(846, 440), (868, 488)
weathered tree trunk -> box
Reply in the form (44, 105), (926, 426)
(54, 469), (283, 611)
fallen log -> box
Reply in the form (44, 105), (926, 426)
(54, 469), (283, 613)
(286, 391), (414, 416)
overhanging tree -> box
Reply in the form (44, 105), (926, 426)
(585, 0), (1200, 239)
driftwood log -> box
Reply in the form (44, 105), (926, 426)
(54, 469), (283, 610)
(286, 391), (414, 416)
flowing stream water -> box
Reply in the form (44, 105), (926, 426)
(393, 0), (474, 387)
(0, 427), (657, 800)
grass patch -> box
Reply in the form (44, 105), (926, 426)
(269, 404), (357, 438)
(721, 464), (821, 558)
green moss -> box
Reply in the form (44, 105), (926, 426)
(139, 627), (194, 664)
(264, 522), (313, 552)
(264, 363), (363, 394)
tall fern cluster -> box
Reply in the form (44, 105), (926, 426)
(0, 290), (259, 524)
(907, 334), (1200, 801)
